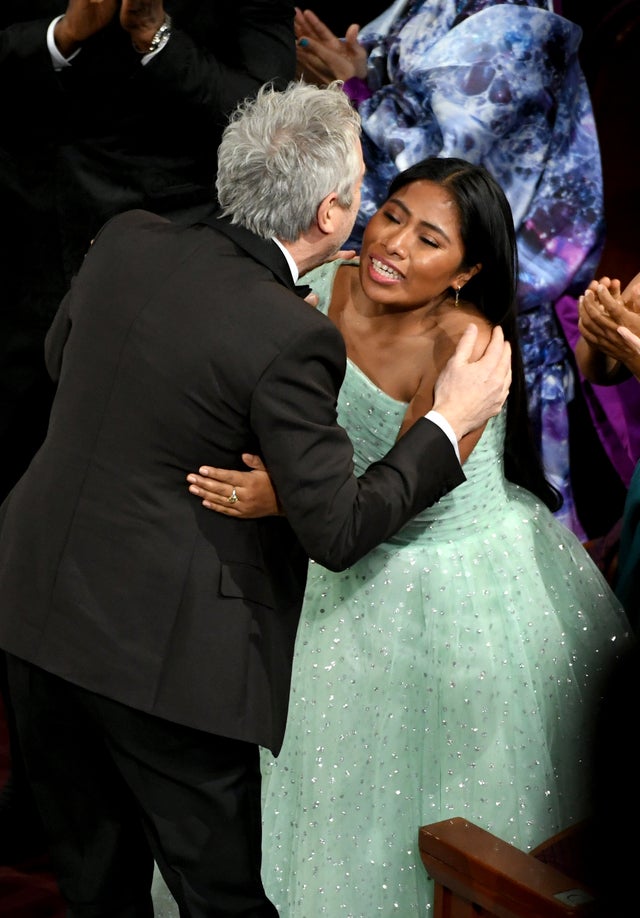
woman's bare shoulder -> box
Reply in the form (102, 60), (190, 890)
(437, 304), (493, 359)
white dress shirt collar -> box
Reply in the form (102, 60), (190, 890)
(272, 238), (299, 284)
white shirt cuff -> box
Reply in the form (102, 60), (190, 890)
(47, 15), (169, 69)
(425, 410), (461, 464)
(48, 16), (80, 69)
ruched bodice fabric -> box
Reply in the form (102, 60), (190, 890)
(344, 355), (511, 537)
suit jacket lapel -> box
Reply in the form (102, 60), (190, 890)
(198, 211), (300, 294)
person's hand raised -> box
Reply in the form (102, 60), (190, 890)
(54, 1), (167, 57)
(120, 0), (167, 54)
(55, 0), (119, 55)
(295, 8), (367, 85)
(432, 323), (512, 442)
(578, 280), (625, 355)
(580, 282), (640, 379)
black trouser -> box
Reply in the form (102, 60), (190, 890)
(0, 650), (47, 858)
(6, 655), (277, 918)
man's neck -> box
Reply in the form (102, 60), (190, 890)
(279, 235), (338, 280)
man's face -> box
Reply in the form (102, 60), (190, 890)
(306, 141), (366, 269)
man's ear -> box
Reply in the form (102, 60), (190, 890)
(316, 191), (340, 236)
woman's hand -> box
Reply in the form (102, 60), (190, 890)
(186, 454), (282, 518)
(295, 8), (367, 85)
(579, 281), (640, 356)
(577, 280), (640, 381)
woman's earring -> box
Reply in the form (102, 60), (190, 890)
(454, 285), (460, 307)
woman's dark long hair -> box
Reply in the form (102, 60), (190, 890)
(387, 156), (561, 511)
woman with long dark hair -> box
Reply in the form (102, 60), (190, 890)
(188, 157), (630, 915)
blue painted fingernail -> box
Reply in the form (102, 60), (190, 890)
(299, 37), (309, 47)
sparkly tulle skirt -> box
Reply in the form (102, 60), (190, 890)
(260, 409), (631, 916)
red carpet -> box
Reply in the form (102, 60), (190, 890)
(0, 692), (66, 918)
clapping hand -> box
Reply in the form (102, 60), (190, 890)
(579, 278), (640, 379)
(295, 8), (367, 85)
(54, 0), (165, 57)
(120, 0), (166, 53)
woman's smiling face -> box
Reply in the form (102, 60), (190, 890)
(360, 179), (469, 308)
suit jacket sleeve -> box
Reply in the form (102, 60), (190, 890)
(0, 17), (63, 118)
(250, 319), (466, 572)
(43, 216), (116, 380)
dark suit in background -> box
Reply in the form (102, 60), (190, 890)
(0, 207), (464, 915)
(0, 0), (296, 501)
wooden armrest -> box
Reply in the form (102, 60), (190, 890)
(419, 818), (596, 918)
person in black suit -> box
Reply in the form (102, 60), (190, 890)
(0, 0), (296, 865)
(0, 80), (511, 916)
(0, 0), (296, 502)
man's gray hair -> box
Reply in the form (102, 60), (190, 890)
(216, 81), (362, 241)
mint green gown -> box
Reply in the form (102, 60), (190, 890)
(260, 260), (632, 916)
